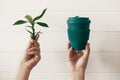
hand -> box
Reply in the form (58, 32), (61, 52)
(21, 35), (41, 71)
(67, 43), (90, 74)
(15, 35), (41, 80)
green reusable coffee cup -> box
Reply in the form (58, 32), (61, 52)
(67, 16), (91, 50)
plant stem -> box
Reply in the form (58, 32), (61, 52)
(32, 23), (35, 40)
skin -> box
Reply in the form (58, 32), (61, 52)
(15, 35), (41, 80)
(67, 43), (90, 80)
(15, 35), (90, 80)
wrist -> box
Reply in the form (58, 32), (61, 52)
(77, 68), (85, 73)
(70, 68), (85, 75)
(20, 60), (32, 72)
(70, 70), (85, 80)
(15, 64), (31, 80)
(20, 65), (31, 74)
(71, 72), (85, 80)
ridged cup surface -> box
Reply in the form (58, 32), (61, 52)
(67, 16), (91, 50)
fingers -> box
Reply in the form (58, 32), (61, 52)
(26, 40), (33, 49)
(76, 50), (83, 56)
(27, 38), (40, 49)
(28, 51), (40, 56)
(33, 41), (40, 47)
(68, 47), (74, 58)
(31, 35), (40, 47)
(28, 47), (40, 52)
(27, 49), (41, 66)
(67, 42), (71, 49)
(27, 47), (41, 59)
(28, 34), (40, 47)
(35, 34), (40, 41)
(83, 43), (90, 58)
(30, 34), (40, 41)
(67, 42), (73, 58)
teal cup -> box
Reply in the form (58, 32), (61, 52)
(68, 29), (90, 41)
(70, 41), (87, 50)
(67, 16), (91, 50)
(67, 16), (90, 30)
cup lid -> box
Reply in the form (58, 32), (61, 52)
(67, 16), (91, 23)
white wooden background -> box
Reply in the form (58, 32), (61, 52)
(0, 0), (120, 80)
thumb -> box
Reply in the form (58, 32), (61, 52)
(35, 34), (40, 41)
(68, 47), (74, 58)
(26, 38), (34, 49)
(67, 42), (71, 49)
(83, 43), (90, 58)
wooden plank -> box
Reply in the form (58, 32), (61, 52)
(0, 0), (119, 11)
(0, 73), (120, 80)
(0, 31), (120, 52)
(0, 53), (120, 73)
(0, 11), (120, 32)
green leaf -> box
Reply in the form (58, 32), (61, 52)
(33, 8), (47, 22)
(13, 20), (27, 25)
(36, 22), (49, 27)
(25, 15), (33, 24)
(25, 29), (33, 35)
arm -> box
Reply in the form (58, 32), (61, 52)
(67, 43), (90, 80)
(15, 35), (41, 80)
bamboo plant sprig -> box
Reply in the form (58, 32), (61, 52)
(13, 8), (49, 40)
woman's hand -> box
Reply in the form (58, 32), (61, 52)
(67, 43), (90, 80)
(21, 35), (41, 71)
(15, 35), (41, 80)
